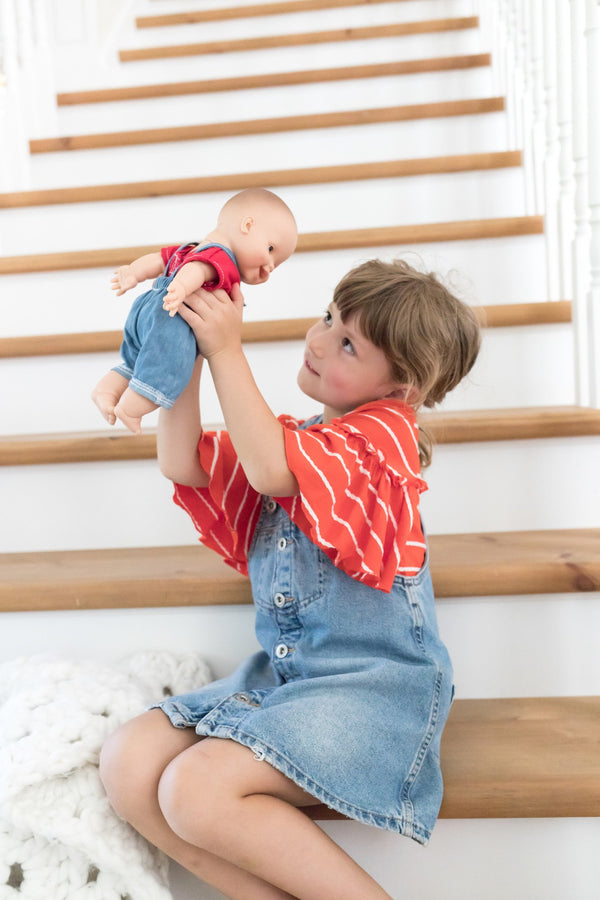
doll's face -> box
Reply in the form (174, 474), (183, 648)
(230, 209), (297, 285)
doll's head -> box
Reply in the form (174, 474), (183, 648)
(217, 189), (297, 285)
(333, 258), (481, 465)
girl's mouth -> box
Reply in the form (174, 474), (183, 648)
(304, 357), (318, 375)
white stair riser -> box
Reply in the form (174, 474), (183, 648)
(0, 235), (548, 338)
(1, 591), (599, 698)
(116, 0), (478, 51)
(1, 324), (575, 435)
(25, 113), (509, 188)
(0, 168), (525, 254)
(55, 68), (494, 136)
(52, 28), (484, 95)
(1, 437), (597, 553)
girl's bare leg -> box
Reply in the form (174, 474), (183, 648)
(158, 735), (393, 900)
(99, 710), (297, 900)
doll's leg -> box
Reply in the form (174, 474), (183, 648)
(91, 370), (129, 425)
(113, 386), (158, 434)
(158, 737), (394, 900)
(99, 710), (298, 900)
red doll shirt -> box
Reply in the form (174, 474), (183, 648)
(161, 243), (240, 293)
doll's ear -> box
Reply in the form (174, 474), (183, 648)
(240, 216), (254, 234)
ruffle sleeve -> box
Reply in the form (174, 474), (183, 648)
(173, 430), (262, 576)
(278, 401), (428, 593)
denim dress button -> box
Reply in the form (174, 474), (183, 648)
(277, 538), (288, 550)
(274, 593), (287, 607)
(275, 643), (289, 659)
(265, 499), (277, 513)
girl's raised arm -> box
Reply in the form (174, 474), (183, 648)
(178, 285), (299, 498)
(156, 357), (210, 487)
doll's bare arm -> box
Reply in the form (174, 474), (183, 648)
(163, 260), (217, 317)
(156, 357), (209, 487)
(111, 252), (164, 296)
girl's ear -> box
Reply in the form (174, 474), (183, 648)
(240, 216), (254, 234)
(384, 383), (420, 404)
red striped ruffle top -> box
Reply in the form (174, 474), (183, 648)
(173, 399), (428, 594)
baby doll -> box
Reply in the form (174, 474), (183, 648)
(91, 188), (297, 433)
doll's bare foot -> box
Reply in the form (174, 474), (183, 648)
(92, 371), (129, 425)
(114, 387), (159, 434)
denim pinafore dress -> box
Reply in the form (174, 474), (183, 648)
(158, 417), (454, 845)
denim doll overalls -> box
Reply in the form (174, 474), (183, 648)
(113, 243), (238, 408)
(158, 424), (454, 845)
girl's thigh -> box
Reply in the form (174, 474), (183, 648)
(100, 708), (202, 804)
(162, 737), (317, 809)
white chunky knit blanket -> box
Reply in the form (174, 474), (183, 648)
(0, 651), (212, 900)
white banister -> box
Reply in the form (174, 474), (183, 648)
(571, 0), (591, 405)
(482, 0), (600, 405)
(585, 0), (600, 405)
(0, 0), (31, 191)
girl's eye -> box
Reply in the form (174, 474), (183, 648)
(323, 310), (332, 325)
(341, 337), (355, 354)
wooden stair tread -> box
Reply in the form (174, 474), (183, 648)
(118, 16), (479, 62)
(1, 529), (598, 612)
(0, 302), (573, 359)
(311, 697), (600, 820)
(136, 0), (419, 29)
(0, 151), (518, 209)
(28, 97), (505, 153)
(1, 408), (598, 467)
(56, 53), (491, 105)
(0, 216), (542, 275)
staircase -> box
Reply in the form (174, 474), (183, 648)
(1, 1), (599, 898)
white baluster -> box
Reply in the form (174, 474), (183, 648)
(570, 0), (591, 404)
(556, 0), (575, 301)
(542, 0), (561, 299)
(585, 0), (600, 405)
(529, 0), (547, 215)
(0, 0), (30, 190)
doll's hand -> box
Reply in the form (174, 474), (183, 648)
(163, 280), (188, 317)
(111, 266), (138, 296)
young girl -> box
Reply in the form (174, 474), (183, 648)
(100, 258), (481, 900)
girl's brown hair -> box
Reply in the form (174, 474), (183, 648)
(333, 258), (481, 467)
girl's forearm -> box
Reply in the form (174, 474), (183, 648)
(156, 358), (209, 487)
(208, 349), (299, 497)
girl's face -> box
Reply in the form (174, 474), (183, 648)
(297, 303), (403, 423)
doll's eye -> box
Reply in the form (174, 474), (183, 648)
(268, 245), (274, 252)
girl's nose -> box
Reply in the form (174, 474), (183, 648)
(307, 326), (325, 357)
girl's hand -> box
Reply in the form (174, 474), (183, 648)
(110, 265), (138, 296)
(177, 283), (245, 359)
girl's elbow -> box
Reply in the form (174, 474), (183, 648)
(246, 465), (298, 498)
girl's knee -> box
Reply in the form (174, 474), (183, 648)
(157, 741), (229, 846)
